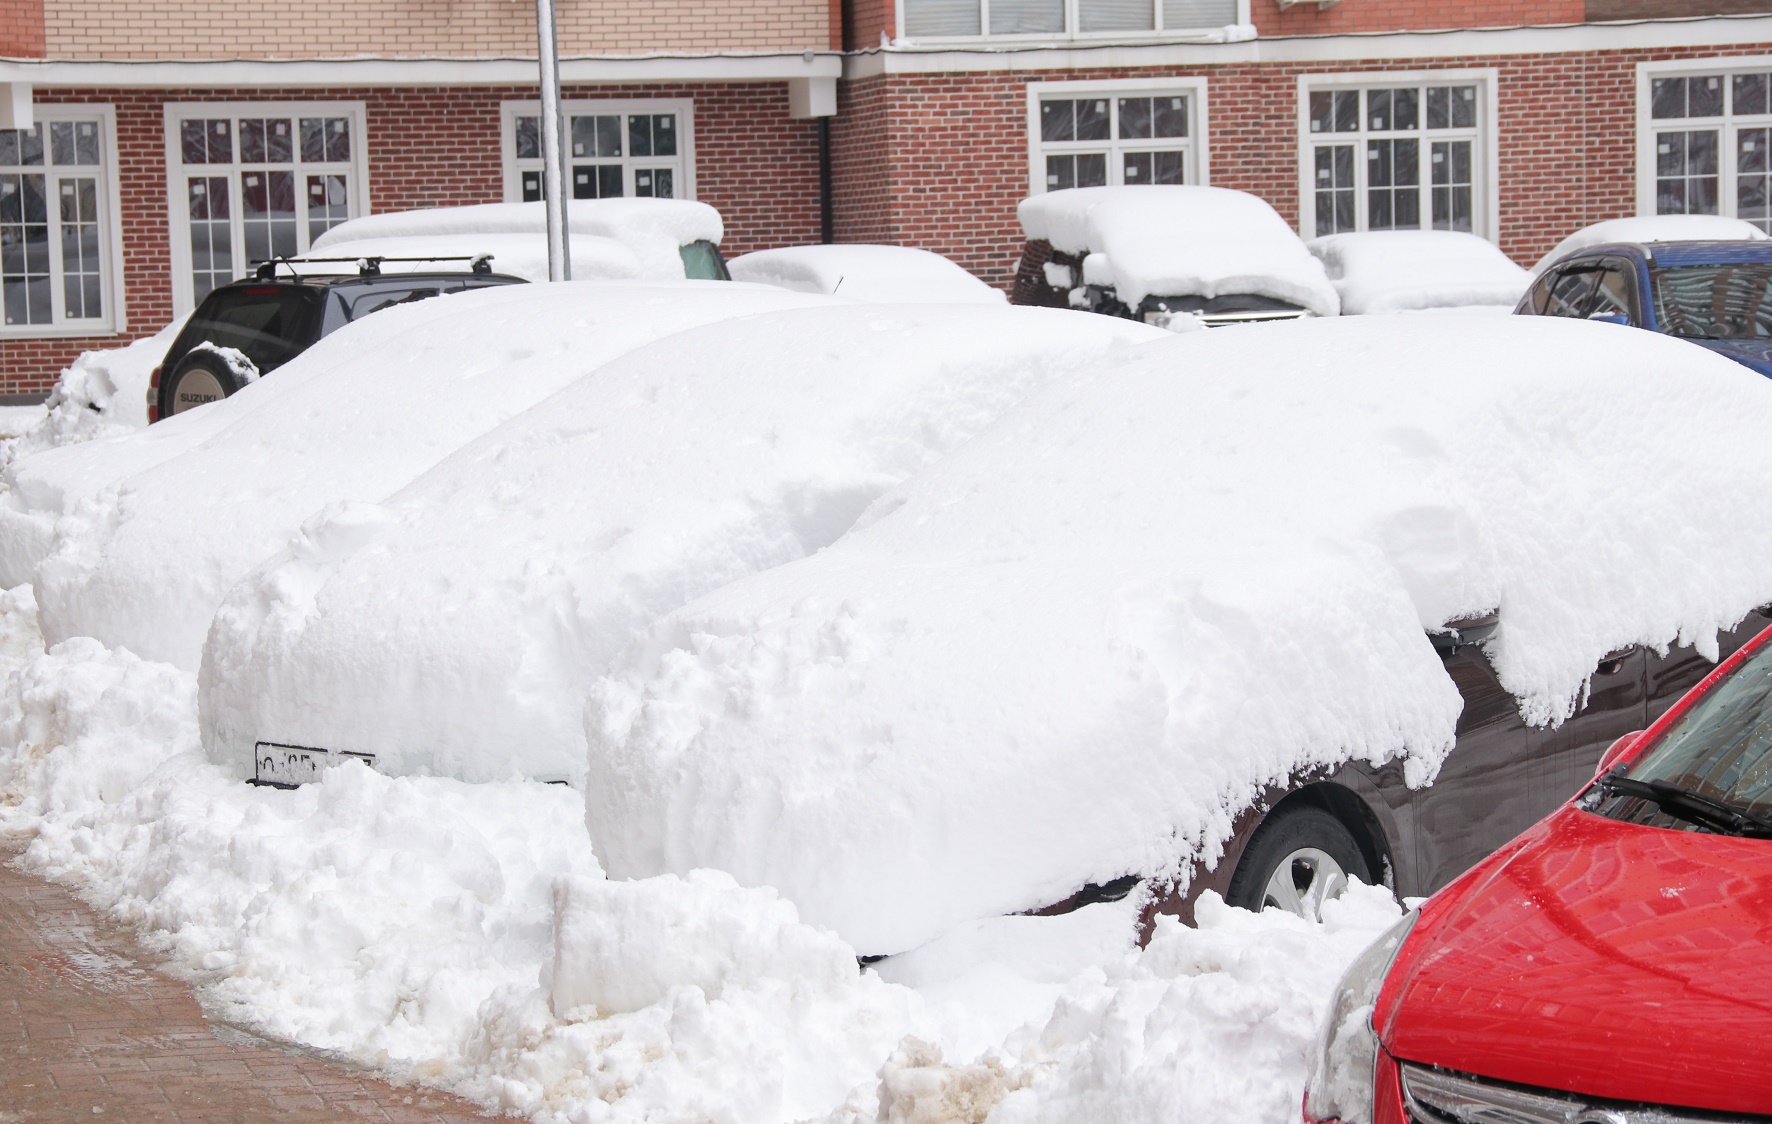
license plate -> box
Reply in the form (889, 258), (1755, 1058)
(253, 741), (375, 787)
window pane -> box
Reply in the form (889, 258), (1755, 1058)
(516, 116), (540, 160)
(1079, 0), (1153, 31)
(596, 116), (622, 159)
(305, 173), (349, 244)
(208, 119), (232, 164)
(1046, 153), (1076, 191)
(59, 176), (101, 318)
(1451, 86), (1476, 128)
(1334, 90), (1359, 133)
(991, 0), (1063, 32)
(75, 121), (100, 165)
(1153, 96), (1187, 137)
(0, 172), (51, 324)
(1152, 149), (1184, 183)
(1736, 73), (1771, 117)
(1652, 77), (1687, 120)
(1741, 128), (1772, 233)
(49, 122), (74, 166)
(300, 118), (326, 163)
(635, 168), (674, 198)
(181, 120), (208, 164)
(903, 0), (981, 35)
(1076, 99), (1109, 141)
(629, 115), (653, 157)
(651, 114), (677, 157)
(188, 175), (231, 301)
(1367, 88), (1392, 132)
(1123, 151), (1150, 182)
(1426, 87), (1449, 130)
(1690, 74), (1723, 118)
(1119, 97), (1153, 139)
(1162, 0), (1236, 27)
(325, 118), (350, 162)
(267, 119), (293, 162)
(1076, 152), (1107, 187)
(1309, 91), (1334, 133)
(241, 119), (265, 163)
(1392, 87), (1419, 131)
(1041, 100), (1075, 142)
(521, 169), (543, 202)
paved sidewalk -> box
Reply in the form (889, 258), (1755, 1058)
(0, 847), (498, 1122)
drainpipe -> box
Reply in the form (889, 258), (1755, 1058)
(818, 117), (833, 244)
(535, 0), (570, 281)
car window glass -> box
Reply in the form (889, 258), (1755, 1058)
(1520, 270), (1558, 315)
(679, 240), (729, 280)
(1544, 268), (1600, 318)
(181, 288), (316, 373)
(1652, 263), (1772, 339)
(1587, 264), (1637, 321)
(347, 286), (441, 320)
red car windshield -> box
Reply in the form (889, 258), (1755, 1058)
(1597, 636), (1772, 832)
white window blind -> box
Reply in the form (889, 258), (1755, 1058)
(1163, 0), (1237, 27)
(904, 0), (981, 37)
(1079, 0), (1154, 31)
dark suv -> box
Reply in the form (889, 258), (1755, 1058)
(149, 258), (523, 422)
(1516, 239), (1772, 377)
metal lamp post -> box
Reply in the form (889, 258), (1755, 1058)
(535, 0), (570, 281)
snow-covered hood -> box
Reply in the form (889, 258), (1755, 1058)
(1017, 186), (1339, 316)
(727, 245), (1007, 305)
(584, 313), (1772, 954)
(1308, 231), (1529, 314)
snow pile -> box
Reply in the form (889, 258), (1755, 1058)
(586, 314), (1772, 954)
(313, 200), (723, 280)
(0, 318), (184, 470)
(200, 305), (1161, 784)
(1532, 214), (1770, 274)
(1017, 186), (1339, 315)
(1307, 231), (1530, 314)
(729, 245), (1007, 305)
(28, 282), (827, 672)
(295, 232), (646, 285)
(0, 599), (1402, 1123)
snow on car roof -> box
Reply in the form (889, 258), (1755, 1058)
(1531, 214), (1770, 275)
(727, 245), (1007, 305)
(1016, 186), (1339, 316)
(199, 304), (1162, 785)
(584, 313), (1772, 954)
(27, 282), (830, 672)
(287, 231), (647, 284)
(312, 199), (724, 278)
(1307, 230), (1530, 314)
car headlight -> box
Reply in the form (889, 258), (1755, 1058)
(1303, 909), (1418, 1124)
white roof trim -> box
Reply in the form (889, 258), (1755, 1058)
(846, 12), (1772, 78)
(0, 52), (843, 87)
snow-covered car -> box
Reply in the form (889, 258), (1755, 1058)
(1518, 239), (1772, 377)
(16, 282), (829, 671)
(581, 313), (1772, 956)
(1307, 231), (1529, 314)
(1529, 213), (1768, 276)
(198, 303), (1163, 786)
(727, 245), (1005, 305)
(1011, 185), (1339, 327)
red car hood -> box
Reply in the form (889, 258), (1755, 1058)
(1382, 806), (1772, 1113)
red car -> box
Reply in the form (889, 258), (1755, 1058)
(1305, 620), (1772, 1124)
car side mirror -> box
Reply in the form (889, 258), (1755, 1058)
(1595, 730), (1645, 778)
(1429, 610), (1500, 657)
(1588, 311), (1631, 326)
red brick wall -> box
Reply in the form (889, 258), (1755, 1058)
(829, 41), (1772, 296)
(1252, 0), (1583, 36)
(0, 0), (44, 55)
(844, 0), (898, 50)
(0, 81), (823, 394)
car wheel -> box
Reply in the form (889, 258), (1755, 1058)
(162, 350), (250, 416)
(1225, 806), (1371, 921)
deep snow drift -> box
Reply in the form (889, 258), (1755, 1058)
(28, 282), (827, 670)
(585, 314), (1772, 954)
(1017, 186), (1339, 316)
(200, 304), (1161, 784)
(1307, 231), (1529, 314)
(0, 590), (1403, 1123)
(728, 245), (1007, 305)
(0, 317), (183, 464)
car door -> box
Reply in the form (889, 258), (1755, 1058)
(1411, 644), (1536, 894)
(1528, 646), (1648, 804)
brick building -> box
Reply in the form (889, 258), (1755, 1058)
(1, 0), (1770, 393)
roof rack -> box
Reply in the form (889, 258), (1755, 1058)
(252, 254), (495, 281)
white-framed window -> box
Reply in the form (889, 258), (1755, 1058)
(162, 101), (370, 314)
(902, 0), (1248, 42)
(1636, 57), (1772, 232)
(1025, 78), (1210, 194)
(1296, 70), (1500, 241)
(499, 99), (696, 204)
(1, 105), (124, 337)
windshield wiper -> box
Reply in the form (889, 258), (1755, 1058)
(1597, 771), (1772, 839)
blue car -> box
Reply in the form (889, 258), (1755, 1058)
(1516, 239), (1772, 377)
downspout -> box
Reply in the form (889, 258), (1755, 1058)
(819, 117), (834, 244)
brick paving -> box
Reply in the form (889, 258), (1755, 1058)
(0, 846), (500, 1122)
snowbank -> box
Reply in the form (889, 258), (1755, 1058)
(0, 599), (1402, 1123)
(29, 282), (828, 671)
(200, 304), (1162, 784)
(1532, 214), (1770, 274)
(728, 245), (1007, 305)
(585, 313), (1772, 954)
(1017, 186), (1339, 315)
(313, 200), (723, 280)
(0, 317), (184, 469)
(293, 231), (646, 284)
(1308, 231), (1530, 314)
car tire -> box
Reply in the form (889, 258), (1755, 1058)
(1225, 805), (1371, 921)
(162, 349), (250, 417)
